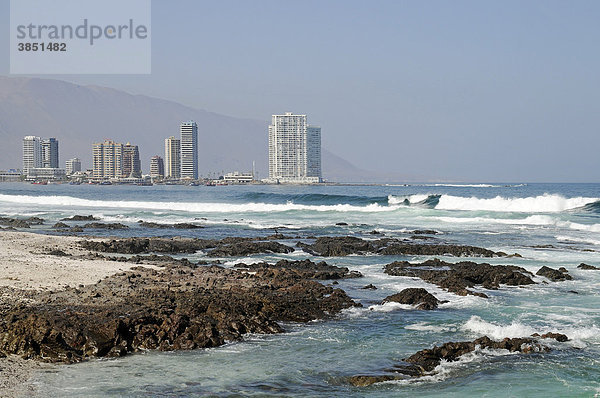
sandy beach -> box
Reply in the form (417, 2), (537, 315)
(0, 230), (156, 291)
(0, 230), (159, 396)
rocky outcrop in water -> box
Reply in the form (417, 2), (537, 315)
(0, 217), (44, 228)
(384, 258), (535, 297)
(207, 241), (294, 257)
(578, 263), (600, 270)
(83, 223), (129, 230)
(235, 259), (362, 280)
(79, 237), (294, 257)
(382, 288), (440, 310)
(0, 264), (358, 363)
(379, 244), (501, 257)
(61, 215), (98, 221)
(296, 236), (506, 257)
(137, 221), (204, 229)
(536, 266), (573, 281)
(349, 333), (569, 386)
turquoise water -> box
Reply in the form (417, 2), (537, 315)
(0, 182), (599, 397)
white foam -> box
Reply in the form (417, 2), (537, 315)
(405, 322), (456, 333)
(436, 194), (597, 213)
(555, 235), (600, 246)
(461, 316), (537, 339)
(0, 194), (401, 214)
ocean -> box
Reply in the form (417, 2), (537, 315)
(0, 182), (599, 397)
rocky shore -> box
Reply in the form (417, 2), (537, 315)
(0, 231), (360, 365)
(0, 227), (587, 394)
(349, 333), (570, 386)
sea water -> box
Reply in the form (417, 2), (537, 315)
(0, 182), (599, 397)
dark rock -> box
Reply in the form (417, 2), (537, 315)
(536, 266), (573, 281)
(349, 333), (568, 386)
(540, 332), (569, 342)
(578, 263), (600, 270)
(335, 222), (349, 226)
(83, 222), (129, 230)
(0, 265), (359, 363)
(61, 215), (98, 221)
(137, 221), (203, 229)
(297, 236), (389, 256)
(52, 222), (70, 229)
(382, 288), (439, 310)
(207, 241), (294, 257)
(235, 259), (362, 280)
(0, 216), (43, 228)
(369, 230), (381, 235)
(558, 267), (568, 273)
(380, 244), (501, 257)
(360, 284), (377, 290)
(69, 227), (84, 233)
(411, 230), (438, 235)
(384, 258), (535, 297)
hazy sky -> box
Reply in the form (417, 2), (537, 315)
(1, 0), (599, 182)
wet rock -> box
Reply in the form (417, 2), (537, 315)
(79, 237), (215, 254)
(384, 258), (535, 297)
(335, 222), (349, 226)
(360, 284), (377, 290)
(137, 221), (204, 229)
(207, 241), (294, 257)
(382, 288), (439, 310)
(61, 215), (98, 221)
(0, 265), (359, 363)
(297, 236), (389, 256)
(52, 222), (70, 229)
(380, 244), (502, 257)
(536, 266), (573, 281)
(83, 222), (129, 230)
(349, 334), (568, 386)
(558, 267), (568, 273)
(69, 227), (84, 233)
(0, 217), (44, 228)
(411, 230), (438, 235)
(235, 259), (362, 280)
(577, 263), (600, 270)
(369, 230), (381, 235)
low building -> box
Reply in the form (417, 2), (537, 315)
(26, 168), (66, 180)
(150, 155), (164, 178)
(0, 170), (22, 182)
(223, 171), (254, 184)
(66, 158), (82, 175)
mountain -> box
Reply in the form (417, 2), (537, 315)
(0, 76), (381, 181)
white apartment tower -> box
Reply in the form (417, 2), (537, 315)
(23, 136), (42, 174)
(268, 113), (322, 183)
(180, 121), (198, 179)
(164, 136), (181, 179)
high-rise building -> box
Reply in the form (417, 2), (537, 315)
(268, 113), (322, 183)
(41, 138), (59, 168)
(93, 140), (123, 179)
(122, 143), (141, 178)
(164, 136), (181, 179)
(65, 158), (82, 175)
(23, 136), (42, 174)
(150, 155), (164, 178)
(180, 121), (198, 179)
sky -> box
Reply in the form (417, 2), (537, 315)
(1, 0), (599, 182)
